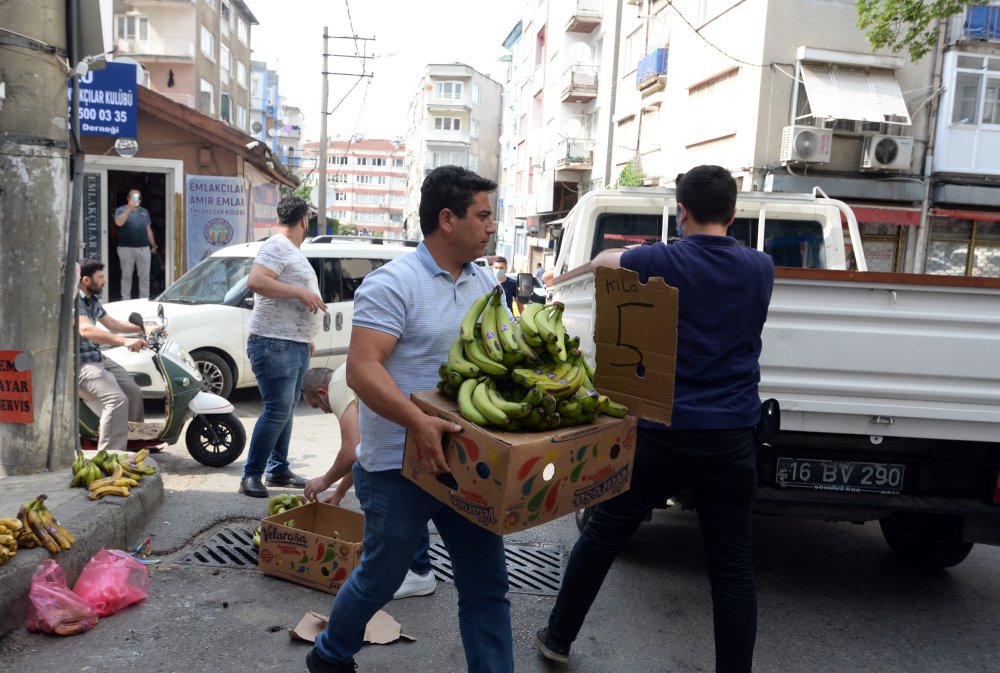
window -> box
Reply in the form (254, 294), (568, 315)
(237, 61), (247, 88)
(220, 93), (232, 123)
(327, 155), (348, 165)
(434, 81), (464, 100)
(237, 18), (248, 44)
(469, 156), (478, 172)
(328, 173), (348, 184)
(115, 14), (149, 41)
(471, 119), (480, 137)
(432, 151), (465, 167)
(201, 25), (215, 60)
(309, 258), (392, 303)
(472, 84), (482, 104)
(393, 158), (404, 168)
(334, 192), (348, 201)
(434, 117), (462, 131)
(356, 193), (383, 204)
(950, 55), (1000, 126)
(204, 0), (217, 10)
(371, 157), (386, 166)
(332, 210), (348, 220)
(220, 44), (230, 74)
(357, 175), (373, 184)
(356, 157), (370, 166)
(236, 104), (247, 129)
(199, 79), (215, 115)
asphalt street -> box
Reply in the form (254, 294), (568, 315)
(0, 388), (997, 672)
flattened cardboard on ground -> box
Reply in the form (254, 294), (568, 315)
(403, 390), (636, 535)
(258, 502), (365, 595)
(593, 266), (678, 425)
(290, 610), (415, 645)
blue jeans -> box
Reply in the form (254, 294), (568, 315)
(410, 528), (432, 575)
(548, 427), (758, 673)
(242, 336), (310, 479)
(314, 465), (513, 672)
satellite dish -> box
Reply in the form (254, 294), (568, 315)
(111, 56), (144, 84)
(564, 119), (583, 139)
(267, 128), (277, 138)
(568, 42), (591, 64)
(251, 121), (263, 133)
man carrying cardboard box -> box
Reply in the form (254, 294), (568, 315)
(306, 166), (512, 673)
(534, 165), (775, 673)
(301, 365), (437, 600)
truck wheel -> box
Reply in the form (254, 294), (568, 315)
(878, 512), (973, 569)
(185, 413), (246, 468)
(191, 350), (233, 399)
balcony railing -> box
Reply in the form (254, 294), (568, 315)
(162, 92), (196, 108)
(561, 64), (599, 103)
(116, 37), (195, 60)
(567, 0), (602, 33)
(950, 4), (1000, 41)
(636, 48), (668, 89)
(556, 139), (595, 171)
(426, 129), (472, 145)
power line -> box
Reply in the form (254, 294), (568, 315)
(663, 0), (768, 68)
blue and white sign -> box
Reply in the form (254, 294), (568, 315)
(69, 62), (138, 138)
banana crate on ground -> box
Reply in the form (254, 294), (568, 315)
(404, 268), (678, 534)
(258, 501), (365, 595)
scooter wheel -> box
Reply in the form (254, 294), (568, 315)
(185, 412), (247, 467)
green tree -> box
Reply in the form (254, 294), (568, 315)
(612, 158), (645, 188)
(292, 181), (312, 202)
(856, 0), (968, 61)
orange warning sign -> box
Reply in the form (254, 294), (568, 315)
(0, 350), (33, 424)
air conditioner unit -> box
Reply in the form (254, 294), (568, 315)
(780, 126), (833, 164)
(861, 135), (914, 172)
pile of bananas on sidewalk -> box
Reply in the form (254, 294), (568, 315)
(70, 449), (157, 500)
(440, 287), (629, 430)
(0, 495), (77, 563)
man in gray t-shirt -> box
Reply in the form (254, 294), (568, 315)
(238, 196), (325, 499)
(113, 189), (157, 299)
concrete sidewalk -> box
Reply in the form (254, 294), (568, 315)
(0, 461), (163, 636)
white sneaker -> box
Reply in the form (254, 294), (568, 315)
(392, 570), (437, 599)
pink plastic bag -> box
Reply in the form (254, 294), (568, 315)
(72, 548), (150, 617)
(26, 560), (99, 636)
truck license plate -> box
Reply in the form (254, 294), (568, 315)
(775, 458), (905, 495)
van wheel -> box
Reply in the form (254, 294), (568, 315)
(185, 413), (246, 467)
(879, 512), (973, 569)
(192, 350), (233, 398)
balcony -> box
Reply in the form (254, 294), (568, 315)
(636, 48), (668, 92)
(427, 97), (472, 112)
(556, 139), (594, 171)
(561, 65), (599, 103)
(426, 129), (472, 145)
(116, 37), (195, 62)
(948, 4), (1000, 41)
(162, 92), (195, 108)
(566, 0), (602, 33)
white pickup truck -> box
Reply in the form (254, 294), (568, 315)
(545, 187), (1000, 568)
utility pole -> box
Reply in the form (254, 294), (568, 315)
(0, 1), (75, 474)
(318, 27), (329, 232)
(317, 30), (374, 234)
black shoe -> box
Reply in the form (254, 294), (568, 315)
(306, 648), (357, 672)
(265, 471), (308, 488)
(535, 627), (570, 664)
(238, 476), (268, 498)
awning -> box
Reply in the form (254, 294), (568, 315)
(931, 207), (1000, 222)
(844, 205), (921, 226)
(800, 63), (911, 125)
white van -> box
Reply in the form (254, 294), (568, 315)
(103, 236), (416, 398)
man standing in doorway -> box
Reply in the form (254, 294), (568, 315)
(114, 189), (157, 299)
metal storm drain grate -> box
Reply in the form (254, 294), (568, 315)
(176, 524), (258, 568)
(428, 542), (565, 596)
(177, 525), (566, 596)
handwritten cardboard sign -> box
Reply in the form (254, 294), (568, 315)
(0, 350), (33, 424)
(593, 267), (677, 425)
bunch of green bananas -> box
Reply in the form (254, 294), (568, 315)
(71, 449), (156, 500)
(16, 495), (75, 555)
(440, 289), (629, 430)
(267, 494), (307, 517)
(0, 517), (23, 566)
(251, 527), (261, 547)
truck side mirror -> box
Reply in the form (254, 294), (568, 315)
(516, 273), (534, 303)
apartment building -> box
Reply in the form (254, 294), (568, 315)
(300, 139), (408, 238)
(499, 0), (998, 278)
(404, 64), (503, 236)
(275, 105), (306, 176)
(498, 0), (619, 271)
(250, 60), (280, 149)
(113, 0), (257, 133)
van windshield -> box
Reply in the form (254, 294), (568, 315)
(158, 256), (255, 305)
(591, 213), (663, 258)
